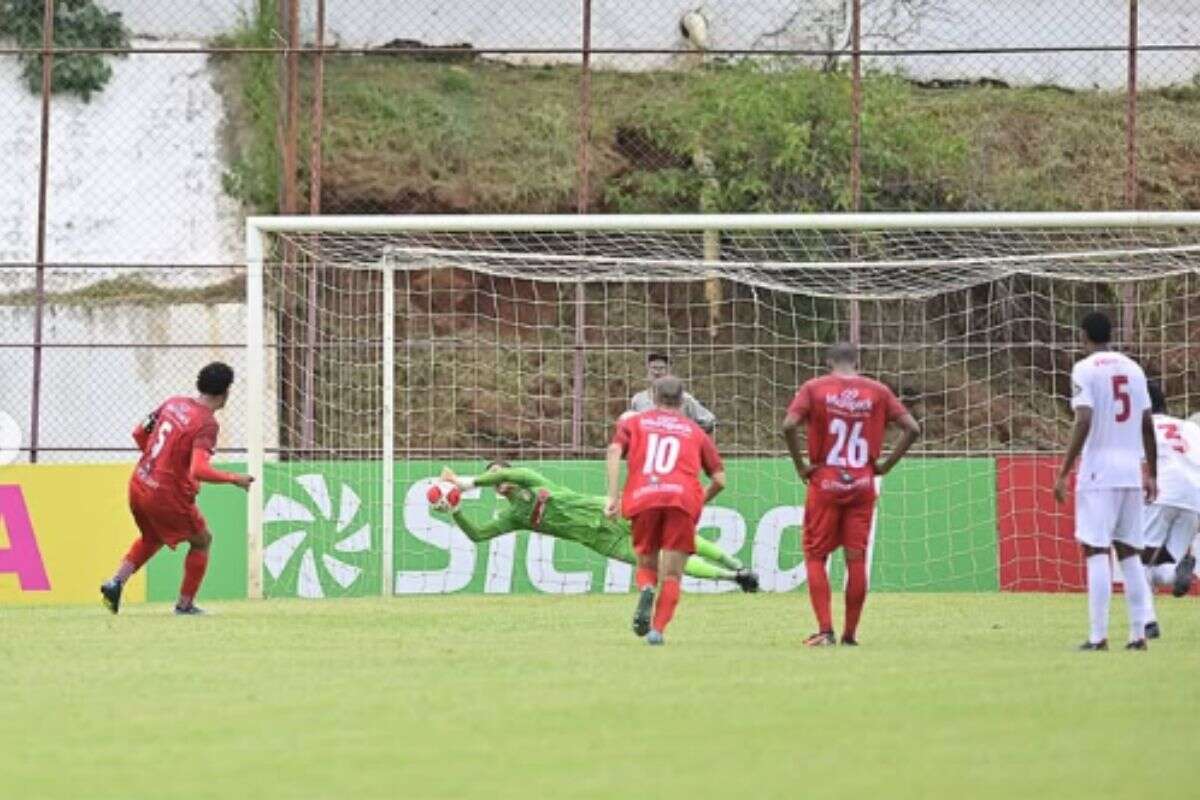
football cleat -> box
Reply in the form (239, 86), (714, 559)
(1124, 638), (1148, 651)
(733, 569), (760, 593)
(803, 631), (836, 647)
(840, 636), (859, 646)
(631, 586), (655, 637)
(174, 603), (206, 616)
(1078, 639), (1108, 651)
(1144, 621), (1161, 639)
(1172, 554), (1195, 598)
(100, 580), (122, 615)
(646, 630), (665, 646)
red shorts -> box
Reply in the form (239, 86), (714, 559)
(128, 480), (207, 549)
(803, 488), (876, 561)
(630, 506), (696, 556)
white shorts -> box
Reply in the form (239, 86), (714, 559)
(1143, 504), (1198, 562)
(1075, 488), (1144, 549)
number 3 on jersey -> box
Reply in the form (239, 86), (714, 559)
(827, 418), (868, 468)
(1159, 422), (1187, 454)
(642, 433), (681, 475)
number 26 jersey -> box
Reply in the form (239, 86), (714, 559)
(612, 409), (723, 520)
(788, 374), (908, 485)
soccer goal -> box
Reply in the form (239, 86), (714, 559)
(245, 212), (1200, 600)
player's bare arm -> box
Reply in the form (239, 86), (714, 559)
(1054, 406), (1092, 504)
(604, 441), (623, 518)
(1141, 408), (1158, 504)
(874, 413), (921, 476)
(703, 469), (726, 504)
(781, 411), (814, 482)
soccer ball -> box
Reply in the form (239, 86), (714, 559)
(426, 481), (462, 513)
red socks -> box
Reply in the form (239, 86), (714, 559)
(844, 558), (868, 640)
(635, 567), (657, 591)
(178, 547), (209, 606)
(116, 537), (162, 582)
(805, 558), (833, 632)
(652, 577), (681, 633)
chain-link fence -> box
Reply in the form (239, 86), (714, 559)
(2, 1), (1199, 462)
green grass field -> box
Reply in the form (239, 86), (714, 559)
(3, 593), (1197, 799)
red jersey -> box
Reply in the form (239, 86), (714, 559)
(132, 395), (218, 506)
(612, 409), (723, 519)
(787, 374), (907, 483)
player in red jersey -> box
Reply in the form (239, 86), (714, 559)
(605, 376), (726, 645)
(100, 363), (253, 615)
(782, 343), (920, 646)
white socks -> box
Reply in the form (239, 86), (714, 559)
(1118, 555), (1151, 641)
(1145, 563), (1175, 589)
(1086, 553), (1112, 644)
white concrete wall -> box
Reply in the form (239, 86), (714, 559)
(0, 302), (273, 463)
(104, 0), (1200, 88)
(0, 38), (243, 270)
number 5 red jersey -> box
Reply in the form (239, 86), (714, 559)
(788, 375), (908, 481)
(133, 395), (219, 505)
(612, 409), (723, 520)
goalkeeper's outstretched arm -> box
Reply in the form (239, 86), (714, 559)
(448, 509), (517, 543)
(442, 466), (550, 491)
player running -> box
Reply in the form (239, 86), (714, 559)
(438, 463), (757, 592)
(607, 376), (726, 645)
(100, 362), (253, 615)
(1139, 381), (1200, 637)
(1053, 312), (1157, 651)
(629, 352), (716, 433)
(782, 342), (920, 647)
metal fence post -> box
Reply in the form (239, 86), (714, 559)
(30, 0), (56, 465)
(571, 0), (593, 453)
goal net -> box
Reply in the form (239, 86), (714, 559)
(245, 213), (1200, 599)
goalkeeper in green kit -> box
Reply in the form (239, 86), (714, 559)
(436, 462), (759, 591)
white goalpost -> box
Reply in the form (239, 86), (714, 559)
(246, 212), (1200, 600)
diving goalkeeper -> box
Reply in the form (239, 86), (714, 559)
(437, 462), (759, 592)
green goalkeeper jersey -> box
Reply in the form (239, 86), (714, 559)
(450, 467), (631, 559)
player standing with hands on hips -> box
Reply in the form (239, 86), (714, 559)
(607, 376), (725, 646)
(782, 343), (920, 647)
(1054, 312), (1157, 651)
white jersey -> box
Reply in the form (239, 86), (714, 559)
(1070, 351), (1150, 490)
(1151, 413), (1200, 512)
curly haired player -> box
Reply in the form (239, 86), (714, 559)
(100, 362), (253, 615)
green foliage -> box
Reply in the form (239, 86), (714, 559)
(606, 64), (968, 213)
(217, 54), (1200, 215)
(0, 0), (129, 101)
(214, 0), (281, 211)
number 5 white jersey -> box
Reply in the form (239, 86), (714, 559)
(1151, 413), (1200, 512)
(1070, 351), (1150, 490)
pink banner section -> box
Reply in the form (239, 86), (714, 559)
(0, 485), (51, 591)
